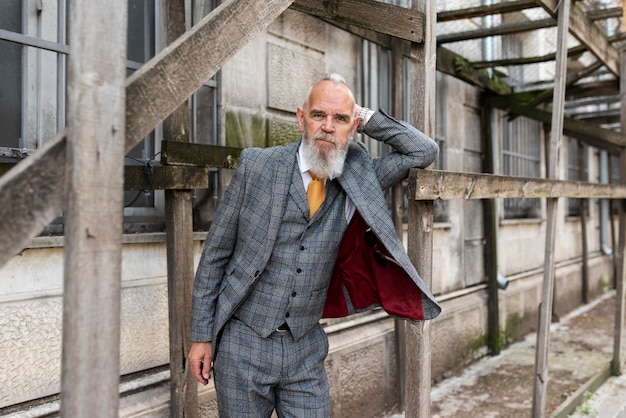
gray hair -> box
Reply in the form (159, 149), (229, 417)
(322, 73), (346, 84)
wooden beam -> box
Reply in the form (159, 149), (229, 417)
(161, 140), (241, 168)
(290, 0), (425, 43)
(437, 0), (538, 22)
(512, 60), (603, 111)
(437, 47), (513, 95)
(60, 0), (126, 415)
(535, 0), (619, 75)
(470, 44), (586, 69)
(563, 79), (619, 101)
(125, 0), (294, 152)
(587, 6), (622, 21)
(405, 1), (436, 417)
(437, 18), (555, 44)
(390, 36), (408, 411)
(124, 164), (208, 191)
(470, 30), (625, 70)
(533, 0), (570, 413)
(612, 49), (626, 376)
(0, 132), (66, 268)
(161, 2), (199, 414)
(410, 169), (626, 200)
(481, 102), (502, 357)
(484, 93), (626, 152)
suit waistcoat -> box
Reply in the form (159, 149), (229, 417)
(234, 168), (347, 339)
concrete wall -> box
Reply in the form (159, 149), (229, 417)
(0, 234), (614, 417)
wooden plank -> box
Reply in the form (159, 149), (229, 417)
(481, 103), (501, 356)
(535, 0), (619, 75)
(166, 188), (197, 417)
(410, 169), (626, 200)
(436, 47), (513, 95)
(405, 1), (436, 417)
(612, 49), (626, 376)
(161, 140), (241, 168)
(124, 164), (208, 191)
(587, 6), (622, 21)
(161, 1), (198, 415)
(437, 0), (537, 22)
(484, 94), (626, 153)
(578, 141), (590, 304)
(514, 60), (603, 111)
(125, 0), (294, 153)
(59, 0), (126, 416)
(470, 44), (587, 69)
(533, 0), (570, 414)
(437, 18), (555, 44)
(0, 132), (66, 268)
(390, 37), (408, 410)
(290, 0), (424, 43)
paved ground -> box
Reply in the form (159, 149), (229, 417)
(387, 291), (626, 417)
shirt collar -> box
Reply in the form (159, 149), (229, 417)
(297, 140), (313, 176)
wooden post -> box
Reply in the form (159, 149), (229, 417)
(60, 1), (127, 416)
(391, 36), (408, 410)
(532, 0), (570, 416)
(405, 1), (436, 417)
(166, 190), (197, 417)
(612, 49), (626, 376)
(162, 1), (198, 416)
(578, 141), (589, 304)
(482, 102), (501, 356)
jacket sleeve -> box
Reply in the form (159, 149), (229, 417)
(189, 151), (249, 342)
(363, 109), (438, 191)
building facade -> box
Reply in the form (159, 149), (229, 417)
(0, 1), (617, 416)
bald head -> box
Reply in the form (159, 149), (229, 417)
(303, 74), (356, 113)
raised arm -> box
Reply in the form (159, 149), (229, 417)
(358, 107), (438, 190)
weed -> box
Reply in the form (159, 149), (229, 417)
(571, 391), (597, 417)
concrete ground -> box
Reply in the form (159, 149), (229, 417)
(386, 291), (626, 418)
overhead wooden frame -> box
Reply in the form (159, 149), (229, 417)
(290, 0), (425, 43)
(536, 0), (619, 75)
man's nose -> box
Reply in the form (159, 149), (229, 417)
(321, 115), (336, 131)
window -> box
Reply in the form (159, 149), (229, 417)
(566, 138), (588, 217)
(502, 115), (542, 219)
(360, 39), (392, 158)
(0, 0), (219, 234)
(501, 34), (541, 219)
(0, 0), (67, 152)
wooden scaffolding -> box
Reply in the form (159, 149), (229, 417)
(0, 0), (625, 417)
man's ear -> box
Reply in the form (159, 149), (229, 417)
(350, 116), (359, 137)
(296, 107), (304, 132)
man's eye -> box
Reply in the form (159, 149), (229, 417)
(311, 113), (325, 121)
(335, 115), (348, 123)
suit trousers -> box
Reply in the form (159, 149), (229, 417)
(213, 317), (330, 418)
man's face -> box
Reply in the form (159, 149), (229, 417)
(296, 80), (359, 157)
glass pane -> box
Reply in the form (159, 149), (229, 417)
(127, 0), (155, 63)
(0, 1), (22, 148)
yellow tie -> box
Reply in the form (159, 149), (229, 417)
(307, 174), (326, 218)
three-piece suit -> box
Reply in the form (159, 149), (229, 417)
(190, 109), (441, 416)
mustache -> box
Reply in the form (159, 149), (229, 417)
(310, 132), (339, 145)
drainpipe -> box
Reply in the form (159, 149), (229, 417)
(599, 150), (613, 255)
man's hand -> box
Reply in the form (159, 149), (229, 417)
(189, 341), (213, 385)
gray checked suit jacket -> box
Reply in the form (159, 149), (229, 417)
(190, 109), (441, 344)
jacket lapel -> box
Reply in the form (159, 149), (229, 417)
(265, 142), (299, 249)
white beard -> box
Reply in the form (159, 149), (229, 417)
(301, 131), (348, 180)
